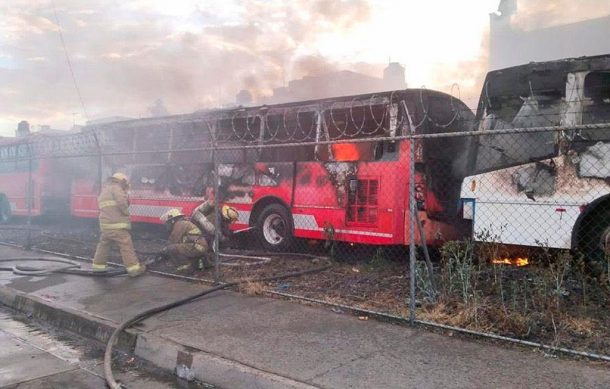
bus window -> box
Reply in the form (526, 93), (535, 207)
(346, 178), (379, 225)
(474, 77), (562, 173)
(582, 71), (610, 139)
(316, 104), (390, 162)
(258, 111), (317, 162)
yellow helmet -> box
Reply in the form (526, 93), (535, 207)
(221, 205), (238, 222)
(111, 172), (129, 184)
(160, 208), (184, 223)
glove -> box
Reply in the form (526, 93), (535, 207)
(159, 246), (170, 259)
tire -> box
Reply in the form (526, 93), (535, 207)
(576, 203), (610, 273)
(255, 204), (294, 251)
(0, 195), (10, 224)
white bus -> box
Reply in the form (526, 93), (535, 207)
(461, 55), (610, 263)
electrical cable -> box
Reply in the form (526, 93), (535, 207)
(51, 0), (88, 120)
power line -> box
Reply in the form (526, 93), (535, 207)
(51, 0), (88, 121)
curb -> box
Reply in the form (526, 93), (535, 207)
(0, 285), (317, 389)
(0, 286), (136, 349)
(136, 333), (316, 389)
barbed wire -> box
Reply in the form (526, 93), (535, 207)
(1, 122), (609, 163)
(1, 83), (609, 161)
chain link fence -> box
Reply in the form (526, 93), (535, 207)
(1, 83), (610, 357)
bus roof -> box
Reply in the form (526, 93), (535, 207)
(480, 54), (610, 112)
(83, 88), (474, 135)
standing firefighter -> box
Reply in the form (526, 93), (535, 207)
(92, 173), (146, 277)
(159, 209), (211, 269)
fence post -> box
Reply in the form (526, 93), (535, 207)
(25, 142), (33, 250)
(213, 149), (221, 283)
(92, 130), (103, 189)
(408, 134), (417, 324)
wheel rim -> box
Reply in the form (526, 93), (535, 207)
(262, 213), (286, 245)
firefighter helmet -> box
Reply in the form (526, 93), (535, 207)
(160, 208), (184, 223)
(111, 172), (129, 184)
(221, 205), (238, 222)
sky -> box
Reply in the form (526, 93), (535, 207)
(0, 0), (608, 136)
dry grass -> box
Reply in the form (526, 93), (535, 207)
(240, 281), (265, 296)
(561, 315), (598, 337)
(417, 300), (531, 336)
(418, 302), (454, 323)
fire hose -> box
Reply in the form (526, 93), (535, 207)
(0, 252), (332, 389)
(102, 258), (331, 389)
(0, 257), (125, 277)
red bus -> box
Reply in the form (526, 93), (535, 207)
(0, 133), (83, 222)
(0, 138), (34, 221)
(77, 90), (474, 250)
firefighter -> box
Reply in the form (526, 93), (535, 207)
(159, 209), (211, 268)
(92, 172), (146, 277)
(191, 200), (239, 248)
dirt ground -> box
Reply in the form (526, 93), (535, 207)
(1, 217), (609, 358)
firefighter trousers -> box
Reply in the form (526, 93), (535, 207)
(165, 239), (211, 267)
(93, 229), (140, 270)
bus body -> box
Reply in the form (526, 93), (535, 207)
(0, 136), (74, 220)
(461, 55), (610, 260)
(76, 89), (474, 249)
(0, 139), (37, 219)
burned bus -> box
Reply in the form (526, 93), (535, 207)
(75, 89), (474, 250)
(0, 131), (97, 222)
(460, 54), (610, 262)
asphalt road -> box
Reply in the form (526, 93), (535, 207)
(0, 306), (211, 388)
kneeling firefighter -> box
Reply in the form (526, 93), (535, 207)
(159, 209), (211, 269)
(159, 201), (239, 268)
(191, 200), (239, 248)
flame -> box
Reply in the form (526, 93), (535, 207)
(491, 257), (529, 267)
(332, 143), (361, 161)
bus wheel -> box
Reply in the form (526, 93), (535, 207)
(577, 205), (610, 273)
(0, 195), (10, 223)
(256, 204), (294, 251)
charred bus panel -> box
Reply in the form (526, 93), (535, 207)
(461, 55), (610, 259)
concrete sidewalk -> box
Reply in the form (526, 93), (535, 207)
(1, 245), (609, 389)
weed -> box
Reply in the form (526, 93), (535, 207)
(367, 248), (393, 271)
(439, 240), (476, 305)
(240, 281), (265, 296)
(424, 236), (610, 352)
(543, 248), (572, 309)
(415, 261), (437, 303)
(323, 222), (336, 259)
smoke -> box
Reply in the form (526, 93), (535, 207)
(292, 55), (340, 79)
(0, 0), (376, 133)
(4, 1), (607, 137)
(510, 0), (610, 31)
(429, 32), (489, 107)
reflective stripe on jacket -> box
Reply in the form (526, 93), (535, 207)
(169, 219), (202, 245)
(98, 182), (131, 230)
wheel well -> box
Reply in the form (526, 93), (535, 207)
(571, 194), (610, 249)
(249, 197), (291, 226)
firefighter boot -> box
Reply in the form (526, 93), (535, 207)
(92, 263), (108, 272)
(127, 263), (147, 278)
(197, 256), (213, 270)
